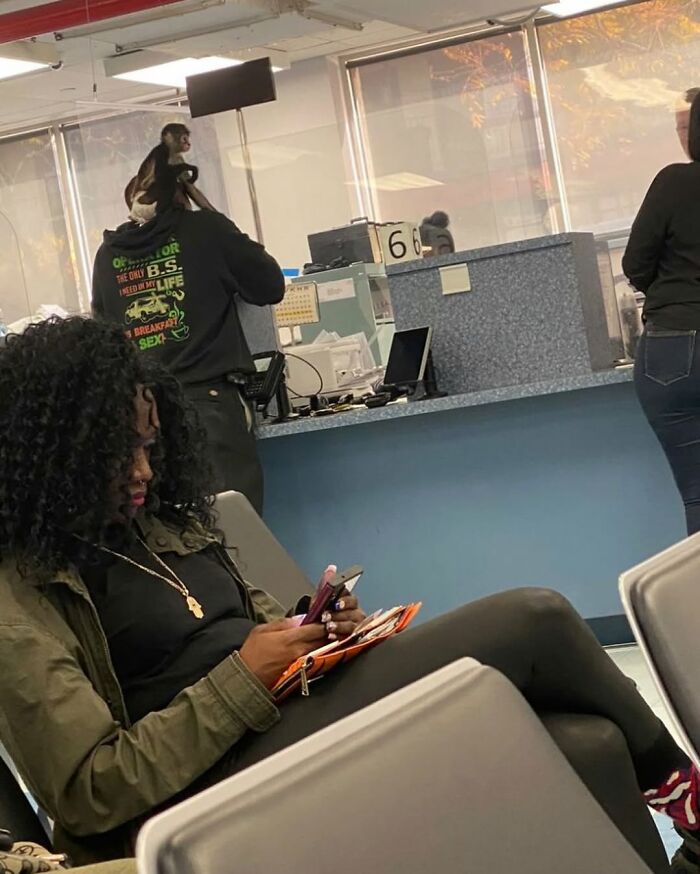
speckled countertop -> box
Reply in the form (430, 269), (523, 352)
(258, 366), (634, 440)
(386, 232), (588, 275)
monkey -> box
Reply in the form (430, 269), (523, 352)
(126, 123), (216, 221)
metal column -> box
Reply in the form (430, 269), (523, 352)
(236, 108), (265, 245)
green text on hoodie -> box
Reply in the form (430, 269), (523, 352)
(92, 209), (285, 384)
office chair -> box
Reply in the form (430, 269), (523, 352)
(620, 532), (700, 766)
(138, 659), (655, 874)
(212, 491), (313, 606)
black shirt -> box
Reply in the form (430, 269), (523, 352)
(84, 542), (255, 723)
(91, 209), (285, 384)
(623, 162), (700, 329)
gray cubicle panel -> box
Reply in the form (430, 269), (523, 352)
(293, 263), (388, 366)
(387, 233), (618, 397)
(236, 297), (278, 357)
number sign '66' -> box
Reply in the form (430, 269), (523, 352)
(378, 222), (424, 267)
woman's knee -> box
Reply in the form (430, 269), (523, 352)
(499, 587), (576, 628)
(544, 714), (630, 777)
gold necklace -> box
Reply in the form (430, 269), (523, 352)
(98, 535), (204, 619)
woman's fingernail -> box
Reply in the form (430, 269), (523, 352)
(328, 633), (337, 641)
(321, 612), (331, 623)
(335, 600), (345, 611)
(327, 622), (337, 631)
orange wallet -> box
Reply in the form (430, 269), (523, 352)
(272, 603), (422, 701)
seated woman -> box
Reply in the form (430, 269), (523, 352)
(0, 318), (695, 874)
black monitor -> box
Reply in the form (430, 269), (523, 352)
(384, 327), (433, 387)
(186, 58), (276, 118)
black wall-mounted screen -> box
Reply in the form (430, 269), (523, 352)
(186, 57), (276, 118)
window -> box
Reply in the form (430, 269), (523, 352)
(538, 0), (700, 234)
(0, 130), (78, 324)
(349, 31), (556, 251)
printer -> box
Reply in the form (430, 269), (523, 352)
(285, 335), (377, 400)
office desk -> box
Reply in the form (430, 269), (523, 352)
(258, 369), (683, 643)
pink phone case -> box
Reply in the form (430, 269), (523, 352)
(302, 564), (363, 625)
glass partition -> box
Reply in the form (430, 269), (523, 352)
(349, 31), (556, 252)
(0, 130), (79, 324)
(212, 59), (359, 272)
(0, 210), (29, 328)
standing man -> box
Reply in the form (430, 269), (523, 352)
(676, 87), (700, 158)
(92, 203), (284, 515)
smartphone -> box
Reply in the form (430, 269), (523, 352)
(302, 564), (363, 625)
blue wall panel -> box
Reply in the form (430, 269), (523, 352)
(260, 382), (683, 626)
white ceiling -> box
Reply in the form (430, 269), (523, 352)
(0, 0), (536, 132)
(318, 0), (537, 30)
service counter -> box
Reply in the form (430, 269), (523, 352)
(247, 235), (670, 643)
(258, 368), (683, 643)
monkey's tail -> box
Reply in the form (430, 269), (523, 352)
(174, 163), (199, 185)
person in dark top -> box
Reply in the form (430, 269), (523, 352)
(419, 210), (455, 257)
(676, 87), (700, 159)
(623, 91), (700, 535)
(83, 542), (256, 723)
(92, 201), (285, 515)
(1, 317), (697, 873)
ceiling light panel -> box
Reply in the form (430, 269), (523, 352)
(542, 0), (618, 15)
(369, 172), (444, 192)
(113, 56), (242, 88)
(317, 0), (538, 28)
(0, 58), (47, 79)
(0, 39), (58, 81)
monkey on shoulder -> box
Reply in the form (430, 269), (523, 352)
(127, 123), (216, 217)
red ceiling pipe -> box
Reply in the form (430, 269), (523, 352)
(0, 0), (183, 45)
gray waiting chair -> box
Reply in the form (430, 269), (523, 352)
(137, 659), (654, 874)
(213, 491), (313, 606)
(620, 533), (700, 766)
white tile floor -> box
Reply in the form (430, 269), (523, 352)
(607, 644), (682, 859)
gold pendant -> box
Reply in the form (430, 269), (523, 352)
(186, 595), (204, 619)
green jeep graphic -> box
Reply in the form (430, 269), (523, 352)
(125, 294), (171, 323)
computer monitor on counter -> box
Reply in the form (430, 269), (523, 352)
(382, 326), (446, 400)
(384, 327), (432, 387)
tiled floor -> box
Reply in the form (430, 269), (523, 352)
(607, 644), (682, 859)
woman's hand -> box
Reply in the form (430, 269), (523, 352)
(322, 594), (366, 641)
(240, 619), (327, 689)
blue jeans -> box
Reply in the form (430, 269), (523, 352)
(634, 326), (700, 535)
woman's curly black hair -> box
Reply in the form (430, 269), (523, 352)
(0, 316), (215, 578)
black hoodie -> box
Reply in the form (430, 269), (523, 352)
(92, 208), (285, 384)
